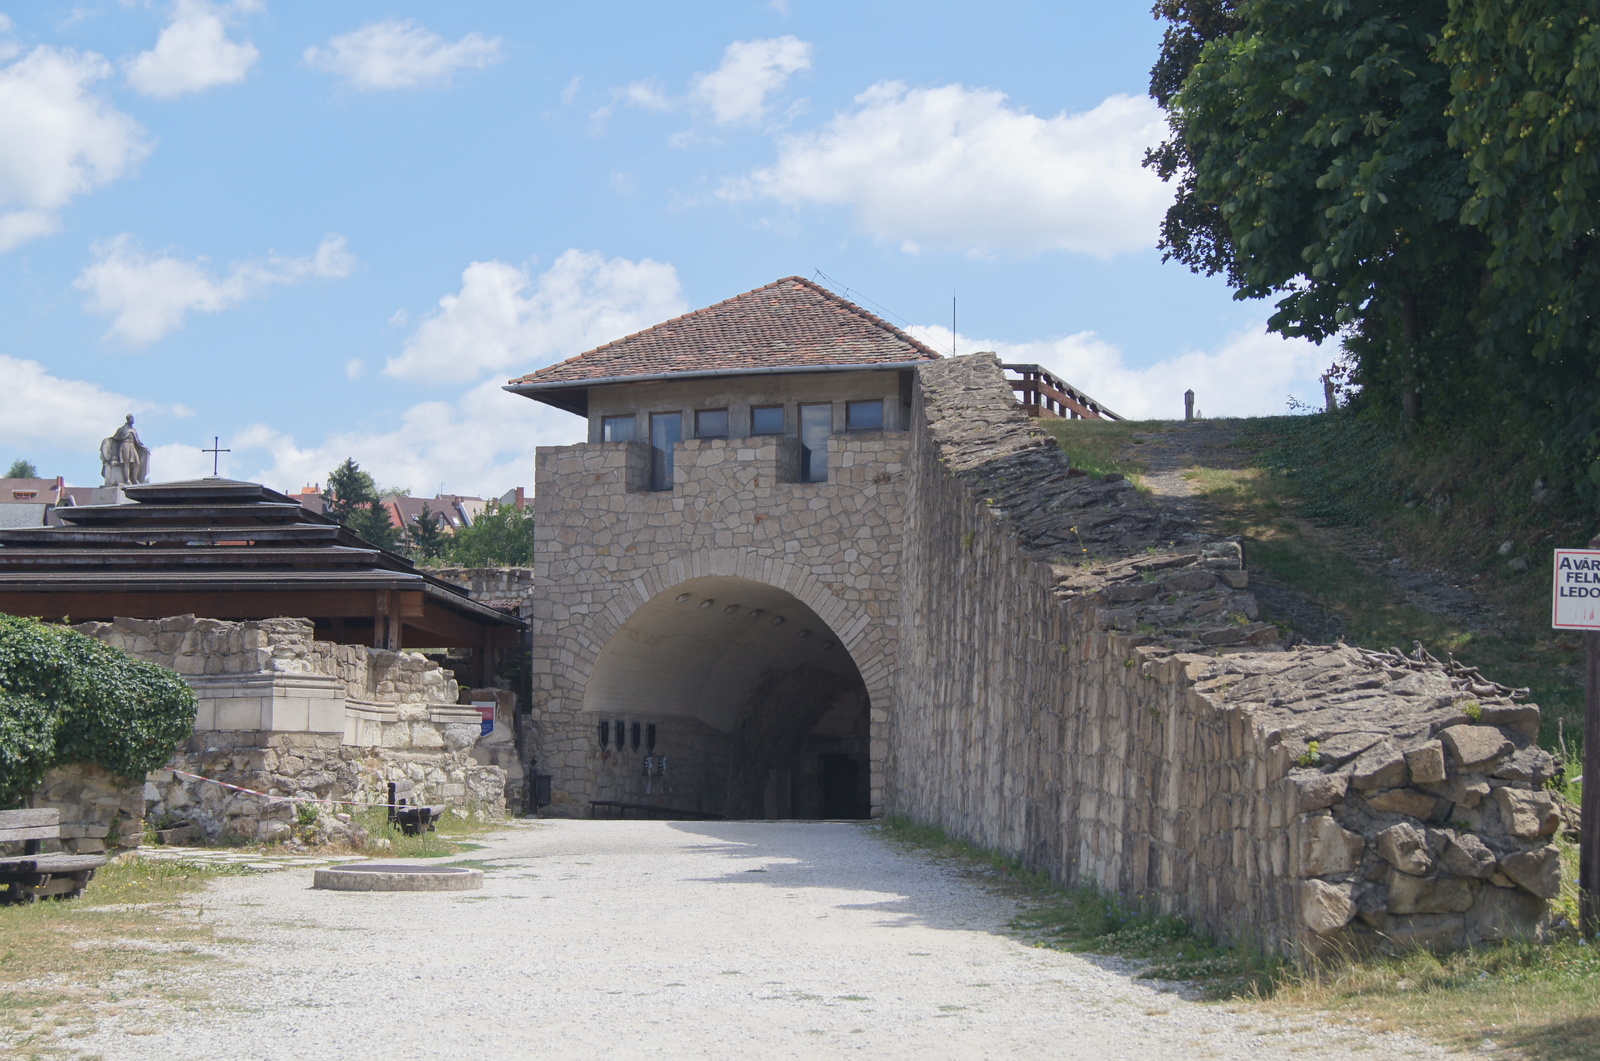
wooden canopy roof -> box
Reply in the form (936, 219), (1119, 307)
(0, 478), (523, 652)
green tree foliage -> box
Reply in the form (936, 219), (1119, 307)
(4, 459), (39, 478)
(1146, 0), (1244, 284)
(407, 501), (449, 561)
(1151, 0), (1600, 502)
(1159, 0), (1483, 424)
(0, 614), (197, 808)
(440, 501), (536, 567)
(1440, 3), (1600, 488)
(322, 458), (404, 552)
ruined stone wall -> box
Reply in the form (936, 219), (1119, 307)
(892, 355), (1558, 956)
(75, 615), (456, 705)
(144, 733), (505, 843)
(531, 430), (907, 817)
(28, 763), (145, 857)
(429, 567), (538, 618)
(57, 616), (505, 842)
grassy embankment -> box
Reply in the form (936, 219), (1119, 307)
(1043, 412), (1589, 754)
(880, 817), (1597, 1060)
(1023, 412), (1598, 1058)
(0, 810), (498, 1058)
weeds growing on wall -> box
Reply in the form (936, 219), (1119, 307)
(0, 614), (197, 808)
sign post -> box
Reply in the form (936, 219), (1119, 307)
(1552, 541), (1600, 936)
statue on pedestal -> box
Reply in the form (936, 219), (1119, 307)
(99, 414), (151, 486)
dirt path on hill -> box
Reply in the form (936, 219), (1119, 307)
(1125, 420), (1505, 643)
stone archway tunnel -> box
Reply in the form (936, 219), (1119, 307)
(581, 575), (871, 819)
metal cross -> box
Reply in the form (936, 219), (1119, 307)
(202, 436), (230, 477)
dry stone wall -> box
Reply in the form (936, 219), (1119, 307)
(892, 354), (1556, 957)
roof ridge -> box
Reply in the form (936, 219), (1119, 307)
(784, 276), (943, 360)
(512, 276), (802, 383)
(506, 275), (941, 390)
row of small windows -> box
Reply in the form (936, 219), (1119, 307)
(601, 400), (885, 491)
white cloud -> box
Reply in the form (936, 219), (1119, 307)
(75, 233), (356, 347)
(304, 19), (502, 91)
(148, 441), (214, 481)
(234, 378), (585, 498)
(730, 84), (1170, 258)
(125, 0), (260, 99)
(689, 36), (811, 125)
(0, 354), (150, 452)
(913, 322), (1328, 420)
(384, 249), (685, 383)
(0, 45), (150, 252)
(598, 36), (811, 131)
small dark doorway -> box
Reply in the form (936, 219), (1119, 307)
(819, 753), (867, 819)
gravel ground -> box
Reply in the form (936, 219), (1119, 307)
(77, 820), (1452, 1060)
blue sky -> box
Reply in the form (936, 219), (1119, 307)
(0, 1), (1328, 496)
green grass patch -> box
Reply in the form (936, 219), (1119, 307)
(0, 857), (254, 1058)
(877, 815), (1282, 997)
(1169, 412), (1589, 754)
(1038, 419), (1169, 481)
(881, 816), (1598, 1058)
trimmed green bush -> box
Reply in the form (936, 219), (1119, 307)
(0, 614), (197, 809)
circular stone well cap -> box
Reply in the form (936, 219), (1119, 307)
(313, 863), (483, 892)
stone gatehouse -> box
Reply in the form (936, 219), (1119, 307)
(508, 278), (1558, 956)
(508, 277), (938, 819)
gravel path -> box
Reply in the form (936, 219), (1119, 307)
(79, 821), (1451, 1060)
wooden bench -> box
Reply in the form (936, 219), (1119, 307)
(0, 809), (107, 904)
(387, 781), (446, 837)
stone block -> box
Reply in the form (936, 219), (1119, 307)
(1379, 914), (1465, 952)
(1439, 831), (1498, 879)
(1162, 569), (1217, 593)
(1466, 884), (1547, 942)
(1300, 879), (1357, 934)
(1386, 870), (1475, 914)
(1365, 788), (1440, 820)
(1376, 822), (1434, 876)
(1493, 787), (1560, 839)
(1422, 773), (1491, 810)
(1492, 746), (1558, 785)
(1438, 725), (1513, 770)
(1477, 704), (1541, 740)
(1403, 740), (1446, 784)
(1296, 813), (1364, 877)
(1350, 739), (1407, 791)
(1499, 845), (1561, 899)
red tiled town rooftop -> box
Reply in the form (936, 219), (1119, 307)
(506, 277), (941, 397)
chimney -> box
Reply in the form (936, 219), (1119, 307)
(515, 486), (525, 511)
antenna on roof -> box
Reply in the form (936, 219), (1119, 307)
(809, 268), (946, 355)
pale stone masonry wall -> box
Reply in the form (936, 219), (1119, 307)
(893, 355), (1556, 957)
(42, 616), (506, 843)
(531, 431), (907, 816)
(429, 567), (538, 618)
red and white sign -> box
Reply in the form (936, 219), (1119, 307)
(1552, 548), (1600, 629)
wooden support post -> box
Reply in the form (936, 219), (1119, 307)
(1584, 535), (1600, 936)
(373, 590), (399, 651)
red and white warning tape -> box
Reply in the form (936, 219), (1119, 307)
(169, 769), (411, 810)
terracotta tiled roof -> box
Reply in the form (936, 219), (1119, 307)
(507, 276), (941, 388)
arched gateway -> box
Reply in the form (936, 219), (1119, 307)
(508, 278), (940, 818)
(585, 576), (871, 818)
